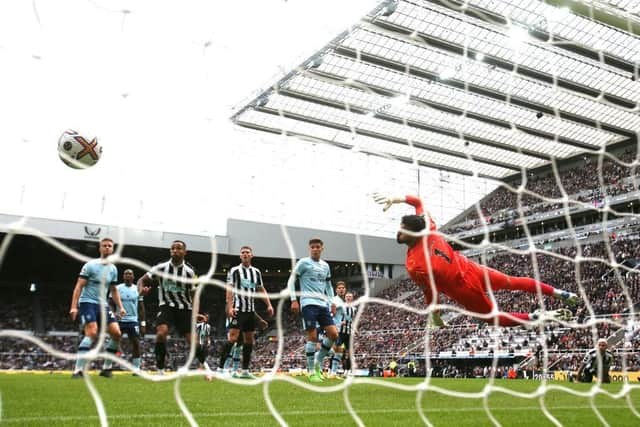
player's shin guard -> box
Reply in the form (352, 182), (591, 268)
(155, 341), (167, 370)
(102, 339), (119, 370)
(305, 341), (316, 372)
(241, 343), (253, 370)
(314, 338), (334, 370)
(232, 345), (242, 372)
(74, 336), (94, 372)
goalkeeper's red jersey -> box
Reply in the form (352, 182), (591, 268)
(403, 195), (472, 305)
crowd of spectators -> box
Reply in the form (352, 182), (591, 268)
(441, 149), (638, 235)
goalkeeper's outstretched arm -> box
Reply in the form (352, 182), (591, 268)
(372, 193), (437, 230)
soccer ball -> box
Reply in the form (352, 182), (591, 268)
(57, 129), (102, 169)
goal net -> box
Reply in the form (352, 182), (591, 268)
(1, 0), (639, 426)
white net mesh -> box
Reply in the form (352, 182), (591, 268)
(1, 0), (640, 426)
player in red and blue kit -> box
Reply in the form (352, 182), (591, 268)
(373, 194), (577, 326)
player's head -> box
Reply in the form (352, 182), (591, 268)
(123, 269), (134, 284)
(240, 246), (253, 265)
(345, 291), (354, 303)
(197, 312), (209, 323)
(336, 281), (346, 297)
(99, 238), (114, 258)
(170, 240), (187, 263)
(397, 214), (426, 245)
(597, 338), (608, 351)
(308, 238), (324, 260)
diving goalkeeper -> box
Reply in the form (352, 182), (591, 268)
(373, 194), (577, 327)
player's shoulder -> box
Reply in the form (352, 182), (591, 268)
(85, 257), (103, 267)
(82, 257), (105, 271)
(296, 257), (313, 267)
(184, 261), (197, 275)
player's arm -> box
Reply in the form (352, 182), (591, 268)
(226, 282), (236, 318)
(287, 261), (304, 315)
(255, 270), (273, 317)
(326, 278), (336, 316)
(372, 193), (437, 230)
(420, 281), (442, 326)
(137, 271), (155, 297)
(138, 297), (146, 335)
(69, 277), (88, 321)
(110, 283), (126, 318)
(254, 312), (269, 331)
(259, 286), (274, 317)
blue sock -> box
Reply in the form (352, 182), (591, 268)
(305, 342), (316, 372)
(132, 358), (141, 370)
(223, 343), (236, 370)
(314, 338), (334, 370)
(102, 339), (119, 370)
(331, 354), (340, 374)
(74, 336), (94, 372)
(232, 345), (242, 372)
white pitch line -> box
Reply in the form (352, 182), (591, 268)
(0, 405), (635, 423)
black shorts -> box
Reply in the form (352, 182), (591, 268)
(119, 321), (140, 338)
(338, 332), (351, 350)
(228, 311), (256, 333)
(156, 307), (193, 336)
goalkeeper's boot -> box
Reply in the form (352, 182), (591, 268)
(531, 308), (572, 322)
(559, 291), (579, 306)
(71, 371), (83, 379)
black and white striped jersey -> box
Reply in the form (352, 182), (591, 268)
(195, 321), (211, 346)
(340, 304), (357, 335)
(582, 348), (613, 374)
(146, 260), (197, 310)
(227, 264), (264, 313)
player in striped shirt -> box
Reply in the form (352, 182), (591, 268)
(138, 240), (200, 374)
(218, 246), (274, 379)
(69, 238), (125, 378)
(116, 269), (145, 374)
(577, 339), (613, 383)
(340, 291), (357, 374)
(327, 281), (347, 377)
(195, 312), (213, 379)
(287, 238), (337, 383)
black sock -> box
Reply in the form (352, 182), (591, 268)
(242, 343), (253, 370)
(155, 342), (167, 370)
(219, 341), (234, 369)
(196, 345), (207, 364)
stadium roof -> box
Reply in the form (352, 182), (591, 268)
(232, 0), (640, 180)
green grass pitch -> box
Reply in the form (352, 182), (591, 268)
(1, 373), (639, 426)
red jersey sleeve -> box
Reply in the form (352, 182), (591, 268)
(405, 195), (436, 231)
